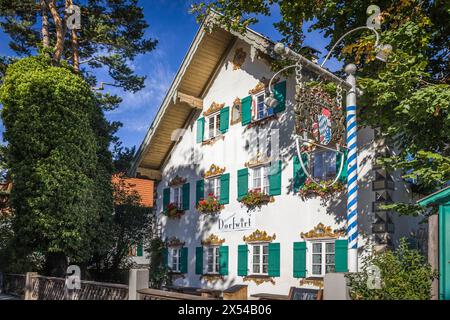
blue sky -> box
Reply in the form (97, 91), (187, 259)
(0, 0), (342, 150)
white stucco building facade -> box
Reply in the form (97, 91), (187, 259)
(131, 14), (422, 297)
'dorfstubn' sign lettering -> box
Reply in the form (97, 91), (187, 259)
(218, 212), (255, 232)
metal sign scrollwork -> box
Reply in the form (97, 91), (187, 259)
(293, 62), (347, 188)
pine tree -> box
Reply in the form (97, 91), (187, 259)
(0, 0), (157, 93)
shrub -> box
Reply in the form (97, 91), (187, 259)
(347, 238), (437, 300)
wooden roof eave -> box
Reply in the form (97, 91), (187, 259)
(129, 12), (285, 178)
(129, 21), (209, 176)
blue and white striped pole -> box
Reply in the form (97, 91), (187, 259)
(345, 63), (358, 272)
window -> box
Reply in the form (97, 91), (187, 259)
(172, 186), (182, 209)
(311, 150), (336, 181)
(310, 241), (335, 277)
(254, 91), (273, 121)
(207, 112), (221, 139)
(206, 246), (220, 274)
(251, 244), (269, 275)
(205, 176), (221, 200)
(230, 99), (241, 125)
(170, 247), (181, 272)
(252, 166), (270, 194)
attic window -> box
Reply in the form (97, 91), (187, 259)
(230, 98), (241, 125)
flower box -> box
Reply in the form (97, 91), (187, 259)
(196, 194), (223, 214)
(298, 179), (345, 199)
(163, 203), (185, 219)
(240, 188), (274, 210)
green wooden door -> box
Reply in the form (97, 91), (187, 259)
(440, 204), (450, 300)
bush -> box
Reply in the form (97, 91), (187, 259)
(147, 238), (171, 289)
(347, 238), (437, 300)
(0, 55), (113, 275)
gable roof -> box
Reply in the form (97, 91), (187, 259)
(129, 12), (275, 179)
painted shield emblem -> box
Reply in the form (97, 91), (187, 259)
(318, 108), (332, 145)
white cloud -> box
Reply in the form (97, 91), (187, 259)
(105, 50), (175, 137)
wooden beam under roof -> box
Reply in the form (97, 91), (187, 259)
(136, 167), (162, 181)
(174, 91), (203, 109)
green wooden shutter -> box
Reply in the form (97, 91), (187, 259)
(195, 247), (203, 275)
(220, 106), (230, 133)
(137, 242), (143, 257)
(269, 160), (282, 196)
(219, 246), (229, 276)
(180, 247), (188, 273)
(237, 245), (248, 276)
(241, 96), (252, 125)
(162, 248), (168, 267)
(182, 182), (190, 210)
(196, 179), (204, 205)
(268, 243), (281, 277)
(196, 117), (205, 143)
(293, 242), (307, 278)
(337, 149), (348, 184)
(273, 81), (286, 113)
(293, 153), (308, 192)
(163, 187), (170, 210)
(335, 239), (348, 272)
(237, 168), (248, 201)
(220, 173), (230, 204)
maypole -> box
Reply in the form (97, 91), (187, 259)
(344, 63), (358, 272)
(266, 24), (391, 274)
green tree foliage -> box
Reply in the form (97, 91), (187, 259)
(0, 55), (113, 276)
(0, 0), (157, 92)
(147, 237), (171, 289)
(347, 238), (437, 300)
(112, 143), (136, 174)
(192, 0), (450, 210)
(88, 175), (153, 282)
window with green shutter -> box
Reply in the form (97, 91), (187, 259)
(335, 239), (348, 272)
(162, 247), (168, 267)
(268, 243), (280, 277)
(273, 81), (286, 113)
(293, 154), (308, 192)
(195, 247), (203, 275)
(219, 246), (229, 276)
(219, 106), (230, 133)
(237, 245), (248, 276)
(163, 188), (170, 210)
(237, 168), (248, 200)
(336, 149), (348, 184)
(196, 117), (205, 143)
(180, 247), (188, 274)
(241, 96), (252, 125)
(196, 179), (204, 205)
(182, 183), (190, 210)
(293, 242), (306, 278)
(269, 160), (282, 196)
(220, 173), (230, 204)
(137, 242), (143, 257)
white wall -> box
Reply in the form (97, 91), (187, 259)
(151, 39), (419, 296)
